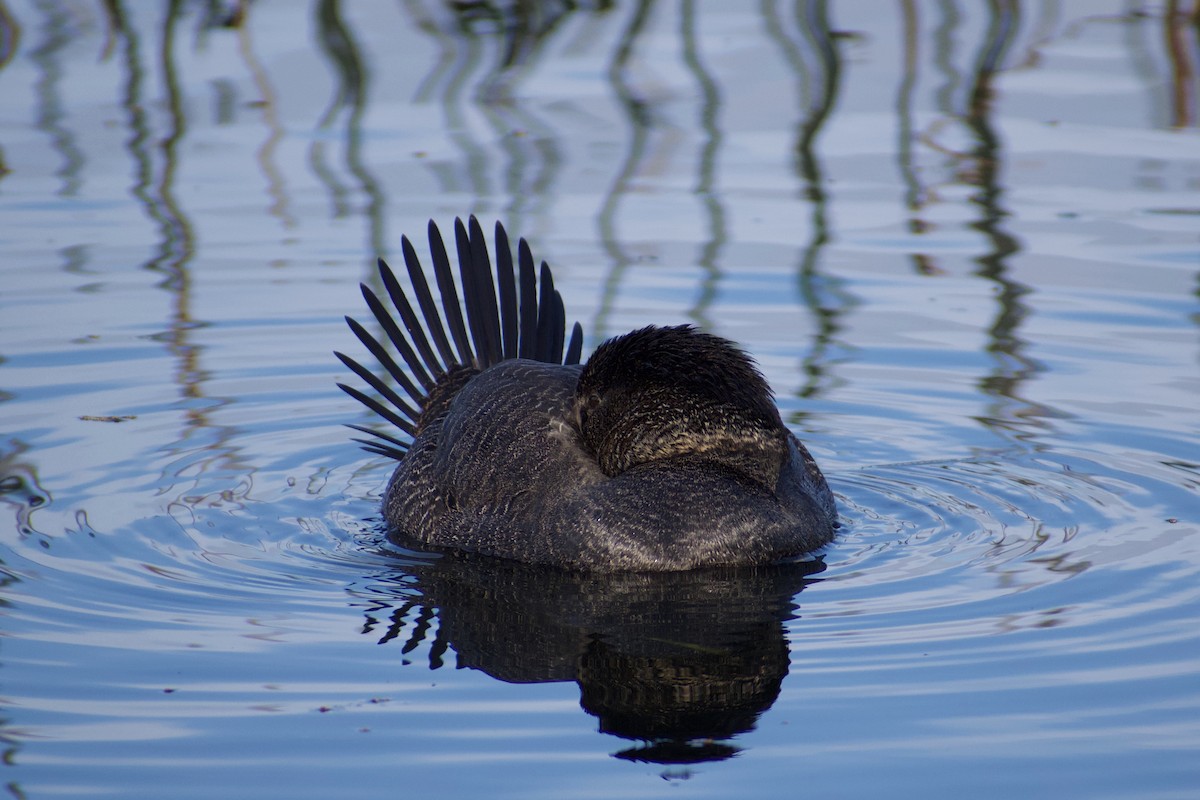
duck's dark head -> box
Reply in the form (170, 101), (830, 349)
(573, 325), (788, 487)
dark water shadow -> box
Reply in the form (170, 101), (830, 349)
(351, 547), (824, 765)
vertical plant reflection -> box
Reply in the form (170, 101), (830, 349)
(1164, 0), (1199, 128)
(962, 2), (1050, 441)
(155, 0), (191, 277)
(911, 1), (1055, 442)
(102, 0), (244, 503)
(679, 0), (724, 330)
(896, 0), (926, 238)
(312, 0), (387, 258)
(235, 4), (295, 230)
(30, 0), (83, 197)
(402, 0), (494, 209)
(905, 0), (964, 276)
(402, 2), (603, 234)
(473, 0), (583, 102)
(103, 0), (194, 275)
(595, 0), (655, 337)
(764, 0), (852, 406)
(480, 2), (584, 228)
(0, 3), (17, 178)
(0, 0), (18, 70)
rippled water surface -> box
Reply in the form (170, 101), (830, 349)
(1, 2), (1198, 798)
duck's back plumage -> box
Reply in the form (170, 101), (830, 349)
(339, 217), (836, 571)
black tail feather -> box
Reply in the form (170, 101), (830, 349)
(337, 383), (417, 437)
(535, 262), (558, 361)
(344, 315), (424, 402)
(494, 221), (519, 361)
(428, 220), (475, 367)
(565, 321), (584, 366)
(360, 286), (435, 392)
(401, 236), (457, 371)
(378, 257), (445, 380)
(457, 217), (502, 368)
(347, 422), (409, 461)
(517, 239), (538, 360)
(346, 422), (409, 453)
(354, 439), (409, 460)
(334, 351), (420, 424)
(551, 286), (567, 364)
(339, 218), (585, 460)
(469, 217), (504, 365)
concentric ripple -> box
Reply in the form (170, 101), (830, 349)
(818, 448), (1192, 598)
(781, 446), (1199, 701)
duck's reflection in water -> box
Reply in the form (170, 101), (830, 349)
(360, 550), (824, 763)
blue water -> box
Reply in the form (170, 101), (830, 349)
(1, 2), (1198, 798)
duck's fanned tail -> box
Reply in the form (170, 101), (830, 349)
(337, 217), (584, 461)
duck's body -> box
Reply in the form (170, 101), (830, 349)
(339, 218), (836, 571)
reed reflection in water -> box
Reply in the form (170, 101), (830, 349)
(5, 0), (1193, 470)
(0, 0), (1197, 796)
